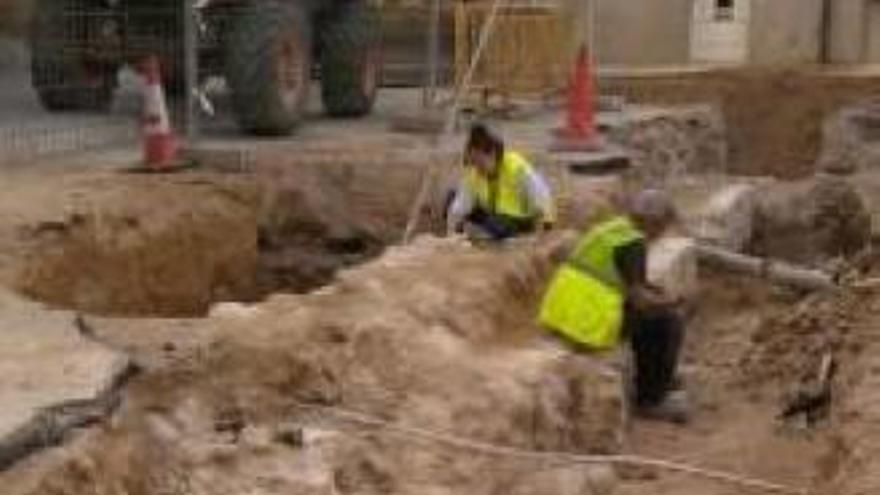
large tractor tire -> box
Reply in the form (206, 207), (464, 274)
(225, 1), (312, 136)
(122, 1), (187, 96)
(319, 0), (381, 117)
(30, 0), (119, 112)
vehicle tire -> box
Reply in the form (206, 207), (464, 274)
(122, 0), (186, 96)
(225, 1), (312, 136)
(319, 0), (380, 117)
(30, 0), (119, 112)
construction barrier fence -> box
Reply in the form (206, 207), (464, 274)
(0, 0), (572, 167)
(0, 1), (192, 167)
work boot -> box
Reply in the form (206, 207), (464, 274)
(636, 390), (690, 424)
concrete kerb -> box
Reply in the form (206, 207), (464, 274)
(0, 297), (135, 471)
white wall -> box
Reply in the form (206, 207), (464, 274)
(867, 0), (880, 62)
(690, 0), (751, 64)
(593, 0), (694, 65)
(749, 0), (822, 65)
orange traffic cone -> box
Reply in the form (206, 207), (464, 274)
(140, 56), (178, 170)
(551, 44), (603, 152)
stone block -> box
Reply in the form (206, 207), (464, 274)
(559, 175), (624, 228)
(209, 302), (260, 319)
(695, 183), (756, 251)
(648, 236), (698, 299)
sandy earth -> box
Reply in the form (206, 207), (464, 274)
(1, 65), (880, 495)
(0, 160), (869, 495)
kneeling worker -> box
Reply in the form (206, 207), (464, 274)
(539, 190), (688, 423)
(447, 124), (556, 240)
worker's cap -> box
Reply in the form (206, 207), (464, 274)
(626, 189), (678, 224)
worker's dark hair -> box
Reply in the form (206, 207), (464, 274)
(466, 123), (504, 160)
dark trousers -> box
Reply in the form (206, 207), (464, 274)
(626, 306), (685, 407)
(444, 191), (535, 240)
(466, 208), (536, 240)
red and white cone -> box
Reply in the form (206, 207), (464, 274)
(140, 56), (178, 170)
(550, 44), (604, 152)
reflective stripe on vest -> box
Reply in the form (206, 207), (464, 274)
(464, 151), (532, 220)
(538, 216), (644, 350)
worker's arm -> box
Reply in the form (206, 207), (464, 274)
(615, 241), (680, 313)
(446, 181), (475, 236)
(520, 167), (556, 229)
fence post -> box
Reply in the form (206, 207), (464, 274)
(183, 0), (199, 141)
(424, 0), (442, 108)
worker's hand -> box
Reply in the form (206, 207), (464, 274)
(630, 285), (681, 314)
(648, 282), (684, 307)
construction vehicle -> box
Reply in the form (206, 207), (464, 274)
(29, 0), (381, 135)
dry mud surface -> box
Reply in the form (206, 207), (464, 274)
(1, 235), (625, 495)
(6, 232), (880, 495)
(2, 101), (880, 494)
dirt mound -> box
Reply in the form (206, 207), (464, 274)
(605, 68), (880, 179)
(750, 175), (871, 267)
(739, 290), (865, 388)
(5, 235), (622, 495)
(739, 225), (879, 389)
(733, 254), (880, 495)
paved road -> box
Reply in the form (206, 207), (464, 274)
(0, 35), (441, 166)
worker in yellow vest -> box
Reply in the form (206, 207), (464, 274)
(446, 124), (556, 240)
(539, 189), (688, 423)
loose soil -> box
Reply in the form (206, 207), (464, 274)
(4, 73), (880, 495)
(0, 147), (431, 317)
(5, 240), (871, 495)
(0, 234), (624, 495)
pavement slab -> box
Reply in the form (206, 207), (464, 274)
(0, 291), (132, 470)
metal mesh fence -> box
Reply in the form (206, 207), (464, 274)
(0, 0), (447, 167)
(0, 2), (195, 167)
(380, 2), (454, 88)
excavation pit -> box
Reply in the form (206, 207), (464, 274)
(1, 99), (874, 495)
(3, 147), (439, 317)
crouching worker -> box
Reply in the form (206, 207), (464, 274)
(538, 190), (689, 423)
(446, 124), (556, 241)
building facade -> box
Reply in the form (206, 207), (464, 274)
(590, 0), (874, 67)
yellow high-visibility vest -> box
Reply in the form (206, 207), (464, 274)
(464, 150), (535, 220)
(538, 216), (644, 350)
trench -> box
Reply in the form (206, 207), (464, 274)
(10, 151), (436, 318)
(2, 236), (850, 495)
(2, 103), (878, 494)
